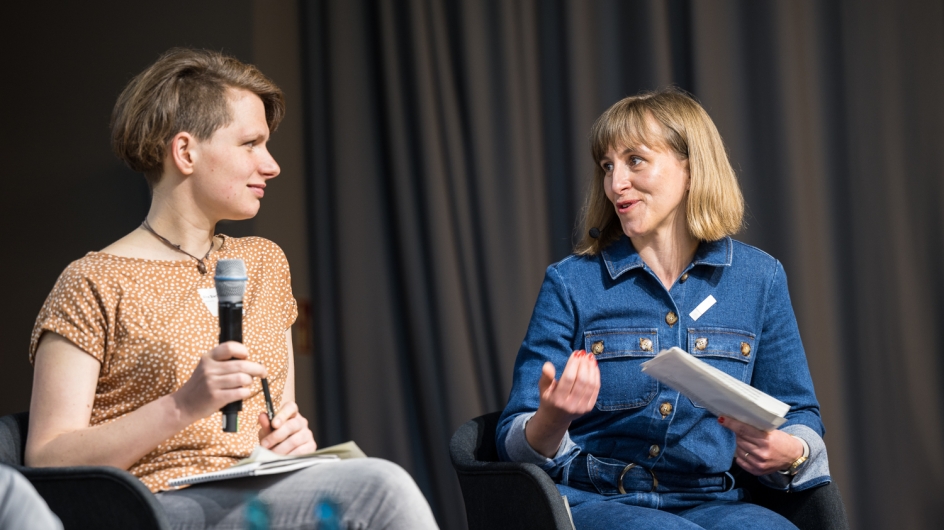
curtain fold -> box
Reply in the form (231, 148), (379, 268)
(300, 1), (944, 528)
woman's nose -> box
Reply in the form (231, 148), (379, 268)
(609, 162), (631, 192)
(260, 150), (280, 179)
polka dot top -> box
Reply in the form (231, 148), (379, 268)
(29, 236), (297, 492)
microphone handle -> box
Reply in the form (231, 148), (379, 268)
(219, 300), (243, 432)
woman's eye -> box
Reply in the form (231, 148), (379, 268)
(629, 156), (643, 166)
(602, 162), (614, 172)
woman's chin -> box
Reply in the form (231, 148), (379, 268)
(231, 202), (263, 220)
(620, 222), (649, 239)
(219, 209), (260, 223)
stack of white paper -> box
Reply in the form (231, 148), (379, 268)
(640, 347), (788, 431)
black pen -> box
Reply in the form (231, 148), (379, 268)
(261, 378), (275, 422)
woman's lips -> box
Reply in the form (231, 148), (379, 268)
(616, 200), (638, 212)
(249, 185), (265, 198)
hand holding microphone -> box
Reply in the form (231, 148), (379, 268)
(171, 337), (266, 427)
(171, 259), (267, 429)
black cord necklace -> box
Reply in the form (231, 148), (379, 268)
(141, 219), (216, 274)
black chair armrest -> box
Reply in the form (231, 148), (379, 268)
(731, 464), (849, 530)
(2, 411), (169, 529)
(12, 464), (171, 530)
(450, 412), (574, 530)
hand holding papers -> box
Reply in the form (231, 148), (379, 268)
(640, 347), (789, 431)
(168, 441), (367, 487)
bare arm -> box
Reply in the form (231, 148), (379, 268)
(282, 328), (296, 404)
(26, 332), (266, 469)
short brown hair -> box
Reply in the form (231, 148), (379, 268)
(111, 48), (285, 186)
(576, 88), (744, 255)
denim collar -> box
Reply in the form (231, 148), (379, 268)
(601, 236), (733, 280)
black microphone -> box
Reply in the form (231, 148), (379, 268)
(589, 227), (601, 239)
(215, 259), (248, 432)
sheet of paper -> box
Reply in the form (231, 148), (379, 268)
(641, 347), (788, 431)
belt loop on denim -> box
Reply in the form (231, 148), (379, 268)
(618, 463), (658, 494)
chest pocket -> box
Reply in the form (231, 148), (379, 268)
(585, 329), (659, 411)
(687, 328), (755, 383)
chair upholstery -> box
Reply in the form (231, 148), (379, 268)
(450, 410), (575, 529)
(731, 464), (849, 530)
(449, 411), (849, 530)
(0, 412), (170, 530)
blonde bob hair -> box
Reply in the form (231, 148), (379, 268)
(111, 48), (285, 187)
(576, 88), (743, 255)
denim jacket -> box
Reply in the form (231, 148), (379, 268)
(497, 236), (831, 494)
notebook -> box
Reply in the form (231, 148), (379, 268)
(168, 441), (366, 487)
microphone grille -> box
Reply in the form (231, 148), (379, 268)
(215, 259), (247, 301)
(589, 227), (601, 239)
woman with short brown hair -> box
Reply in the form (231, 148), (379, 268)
(26, 48), (437, 529)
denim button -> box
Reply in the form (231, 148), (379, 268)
(640, 338), (653, 351)
(741, 342), (751, 356)
(665, 312), (678, 326)
(695, 337), (708, 350)
(591, 341), (604, 355)
(659, 402), (673, 418)
(649, 444), (661, 457)
(680, 273), (689, 283)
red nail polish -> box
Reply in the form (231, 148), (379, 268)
(718, 417), (724, 424)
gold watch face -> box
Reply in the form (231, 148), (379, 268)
(790, 455), (809, 475)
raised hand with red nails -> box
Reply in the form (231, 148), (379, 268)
(525, 350), (601, 458)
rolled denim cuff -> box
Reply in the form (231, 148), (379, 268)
(758, 424), (831, 491)
(503, 412), (580, 477)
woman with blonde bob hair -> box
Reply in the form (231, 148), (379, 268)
(577, 88), (743, 255)
(498, 88), (831, 529)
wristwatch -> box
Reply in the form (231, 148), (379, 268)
(778, 435), (810, 476)
(783, 454), (808, 476)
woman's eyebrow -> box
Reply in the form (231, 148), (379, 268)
(239, 131), (268, 143)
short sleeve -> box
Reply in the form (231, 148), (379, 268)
(277, 248), (297, 331)
(255, 238), (297, 330)
(29, 259), (111, 366)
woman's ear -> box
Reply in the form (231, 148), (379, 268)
(168, 132), (197, 176)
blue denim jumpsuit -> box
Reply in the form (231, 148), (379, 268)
(497, 237), (831, 526)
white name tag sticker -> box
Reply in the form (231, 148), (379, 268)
(198, 288), (218, 317)
(689, 295), (716, 321)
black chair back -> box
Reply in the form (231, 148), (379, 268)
(0, 411), (28, 465)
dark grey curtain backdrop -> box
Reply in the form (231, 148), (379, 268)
(300, 1), (944, 529)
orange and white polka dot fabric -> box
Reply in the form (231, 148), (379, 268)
(30, 236), (297, 492)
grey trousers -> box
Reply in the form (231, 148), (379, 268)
(0, 464), (63, 530)
(154, 457), (438, 530)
